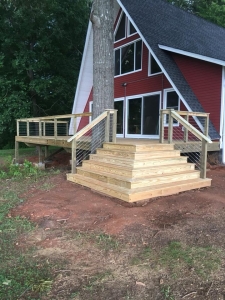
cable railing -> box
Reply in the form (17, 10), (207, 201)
(16, 113), (91, 139)
(159, 109), (212, 179)
(68, 109), (117, 174)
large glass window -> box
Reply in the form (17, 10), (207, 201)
(115, 13), (126, 41)
(115, 40), (142, 76)
(165, 90), (180, 124)
(128, 21), (136, 36)
(149, 53), (162, 75)
(115, 12), (137, 42)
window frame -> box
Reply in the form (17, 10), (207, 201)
(163, 88), (180, 127)
(127, 19), (137, 37)
(114, 12), (127, 43)
(114, 39), (143, 77)
(148, 52), (163, 76)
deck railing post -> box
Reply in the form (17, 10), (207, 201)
(54, 118), (57, 139)
(159, 110), (164, 143)
(200, 139), (208, 179)
(17, 120), (19, 136)
(168, 110), (173, 144)
(27, 120), (30, 137)
(105, 110), (110, 142)
(204, 114), (209, 137)
(39, 119), (42, 137)
(71, 139), (77, 174)
(112, 110), (117, 143)
(184, 114), (189, 142)
(43, 122), (46, 136)
(73, 117), (77, 135)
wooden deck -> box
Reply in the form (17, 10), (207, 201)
(15, 135), (220, 153)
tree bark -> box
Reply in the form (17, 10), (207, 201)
(91, 0), (114, 119)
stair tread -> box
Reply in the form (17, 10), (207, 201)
(90, 154), (187, 162)
(68, 173), (211, 194)
(84, 160), (194, 171)
(98, 148), (180, 154)
(77, 166), (199, 182)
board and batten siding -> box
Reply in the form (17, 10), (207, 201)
(172, 53), (222, 133)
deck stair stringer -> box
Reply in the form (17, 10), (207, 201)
(67, 142), (211, 202)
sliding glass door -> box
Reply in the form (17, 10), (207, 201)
(126, 93), (160, 137)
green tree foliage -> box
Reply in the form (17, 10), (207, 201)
(167, 0), (225, 27)
(0, 0), (90, 148)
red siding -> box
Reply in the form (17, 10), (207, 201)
(114, 43), (171, 101)
(172, 53), (222, 132)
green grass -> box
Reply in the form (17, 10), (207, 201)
(0, 161), (64, 299)
(159, 241), (221, 277)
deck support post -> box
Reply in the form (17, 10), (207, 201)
(168, 110), (173, 144)
(200, 140), (208, 179)
(44, 146), (49, 158)
(71, 139), (77, 174)
(15, 140), (19, 164)
(159, 110), (164, 143)
(112, 110), (117, 143)
(38, 146), (42, 164)
(204, 114), (209, 137)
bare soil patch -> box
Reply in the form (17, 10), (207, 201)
(8, 151), (225, 299)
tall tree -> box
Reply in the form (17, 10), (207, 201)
(90, 0), (114, 119)
(167, 0), (225, 27)
(0, 0), (90, 148)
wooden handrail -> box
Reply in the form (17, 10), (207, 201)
(171, 110), (212, 143)
(67, 111), (108, 142)
(17, 113), (91, 122)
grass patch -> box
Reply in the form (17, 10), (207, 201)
(159, 241), (221, 277)
(130, 241), (221, 278)
(0, 165), (64, 299)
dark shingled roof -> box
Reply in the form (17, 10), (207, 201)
(119, 0), (225, 139)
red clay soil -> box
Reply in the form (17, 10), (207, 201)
(12, 152), (225, 235)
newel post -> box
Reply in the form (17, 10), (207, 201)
(104, 110), (110, 142)
(71, 139), (77, 174)
(168, 109), (173, 144)
(112, 110), (117, 143)
(159, 110), (164, 143)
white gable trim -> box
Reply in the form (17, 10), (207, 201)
(116, 0), (204, 133)
(221, 67), (225, 152)
(69, 21), (93, 135)
(158, 44), (225, 67)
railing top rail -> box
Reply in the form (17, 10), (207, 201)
(161, 109), (209, 118)
(17, 113), (91, 122)
(67, 109), (117, 143)
(169, 109), (212, 143)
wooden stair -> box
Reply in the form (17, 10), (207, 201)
(67, 142), (211, 202)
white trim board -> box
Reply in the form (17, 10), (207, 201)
(158, 44), (225, 67)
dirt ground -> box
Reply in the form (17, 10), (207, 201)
(10, 151), (225, 299)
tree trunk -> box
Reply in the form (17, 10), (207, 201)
(91, 0), (114, 119)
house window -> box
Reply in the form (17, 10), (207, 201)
(115, 40), (142, 76)
(149, 53), (162, 75)
(128, 20), (137, 36)
(115, 13), (126, 42)
(114, 12), (137, 42)
(164, 90), (180, 125)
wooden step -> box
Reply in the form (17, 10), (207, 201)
(89, 154), (188, 167)
(96, 148), (181, 159)
(76, 167), (200, 189)
(103, 142), (174, 152)
(67, 173), (211, 202)
(82, 160), (195, 177)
